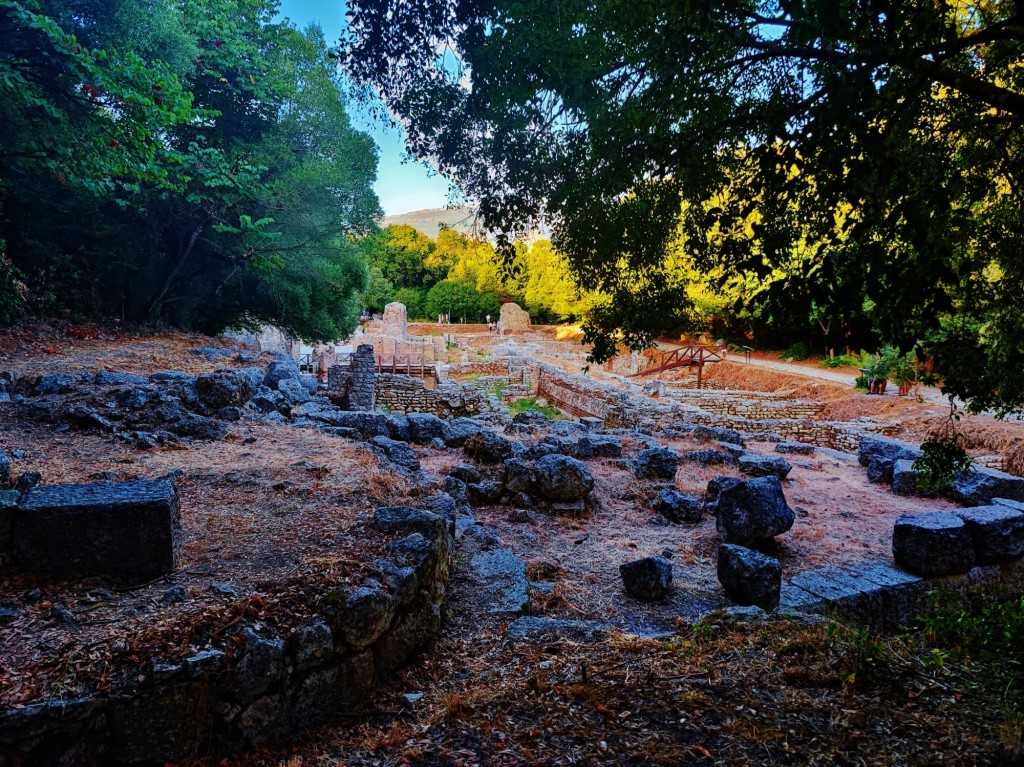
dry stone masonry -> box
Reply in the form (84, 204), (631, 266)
(496, 302), (531, 335)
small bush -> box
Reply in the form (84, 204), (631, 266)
(820, 353), (860, 368)
(780, 342), (810, 361)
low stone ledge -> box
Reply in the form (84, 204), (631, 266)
(0, 503), (456, 766)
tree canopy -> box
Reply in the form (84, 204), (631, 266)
(1, 0), (380, 340)
(343, 0), (1024, 413)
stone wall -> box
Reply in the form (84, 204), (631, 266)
(532, 363), (894, 452)
(381, 302), (408, 337)
(327, 344), (376, 411)
(375, 374), (486, 417)
(0, 506), (455, 766)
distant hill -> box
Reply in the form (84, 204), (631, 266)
(380, 206), (480, 238)
(380, 206), (551, 243)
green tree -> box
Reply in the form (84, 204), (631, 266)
(364, 224), (440, 289)
(425, 279), (500, 324)
(344, 0), (1024, 412)
(360, 266), (395, 313)
(0, 0), (380, 341)
(393, 286), (427, 319)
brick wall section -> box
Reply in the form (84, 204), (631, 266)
(375, 373), (486, 417)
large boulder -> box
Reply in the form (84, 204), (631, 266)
(369, 436), (421, 474)
(892, 512), (975, 576)
(858, 435), (922, 484)
(717, 544), (782, 612)
(711, 475), (795, 545)
(463, 430), (515, 464)
(264, 355), (303, 390)
(533, 454), (594, 501)
(170, 415), (228, 440)
(407, 413), (450, 444)
(619, 556), (673, 601)
(948, 466), (1024, 506)
(954, 505), (1024, 565)
(194, 368), (262, 409)
(634, 447), (681, 480)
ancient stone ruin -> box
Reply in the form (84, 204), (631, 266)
(327, 343), (377, 411)
(496, 302), (531, 335)
(381, 300), (408, 337)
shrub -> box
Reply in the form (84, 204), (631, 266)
(779, 342), (810, 361)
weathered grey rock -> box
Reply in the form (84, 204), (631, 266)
(859, 435), (922, 484)
(467, 480), (505, 505)
(427, 492), (458, 528)
(264, 356), (303, 389)
(333, 583), (395, 651)
(575, 433), (623, 458)
(375, 559), (419, 609)
(14, 471), (41, 495)
(634, 447), (681, 480)
(505, 616), (612, 643)
(407, 413), (449, 444)
(369, 435), (421, 473)
(373, 506), (444, 537)
(954, 505), (1024, 564)
(292, 620), (334, 670)
(463, 430), (515, 464)
(191, 345), (238, 360)
(277, 376), (311, 405)
(891, 458), (935, 497)
(184, 648), (226, 677)
(654, 489), (702, 524)
(502, 458), (535, 494)
(33, 374), (81, 396)
(683, 449), (733, 466)
(234, 632), (286, 701)
(443, 417), (484, 447)
(443, 475), (468, 503)
(533, 454), (594, 501)
(712, 475), (794, 545)
(381, 414), (410, 442)
(149, 370), (195, 384)
(372, 593), (442, 677)
(948, 466), (1024, 506)
(892, 512), (976, 576)
(717, 544), (782, 612)
(469, 549), (529, 614)
(170, 414), (228, 440)
(619, 556), (673, 600)
(13, 479), (180, 576)
(94, 370), (150, 387)
(738, 453), (792, 479)
(0, 451), (10, 490)
(694, 425), (744, 444)
(194, 368), (261, 409)
(550, 499), (586, 515)
(775, 441), (814, 455)
(512, 410), (549, 427)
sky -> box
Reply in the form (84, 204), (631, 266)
(276, 0), (457, 216)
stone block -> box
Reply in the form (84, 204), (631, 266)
(892, 512), (975, 576)
(13, 479), (181, 577)
(954, 505), (1024, 564)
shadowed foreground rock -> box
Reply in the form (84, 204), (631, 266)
(12, 479), (180, 577)
(717, 543), (782, 612)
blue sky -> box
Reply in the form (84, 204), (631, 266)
(276, 0), (457, 216)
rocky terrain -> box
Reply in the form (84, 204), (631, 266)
(0, 322), (1022, 766)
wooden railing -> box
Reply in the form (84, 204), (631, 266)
(633, 344), (724, 386)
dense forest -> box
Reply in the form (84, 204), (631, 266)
(360, 224), (598, 324)
(0, 0), (379, 341)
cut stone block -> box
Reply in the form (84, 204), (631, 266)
(13, 479), (180, 577)
(891, 458), (939, 498)
(892, 512), (975, 576)
(954, 505), (1024, 564)
(948, 466), (1024, 506)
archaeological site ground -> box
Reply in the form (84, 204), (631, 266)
(0, 314), (1022, 766)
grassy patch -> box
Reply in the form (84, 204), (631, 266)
(508, 397), (563, 420)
